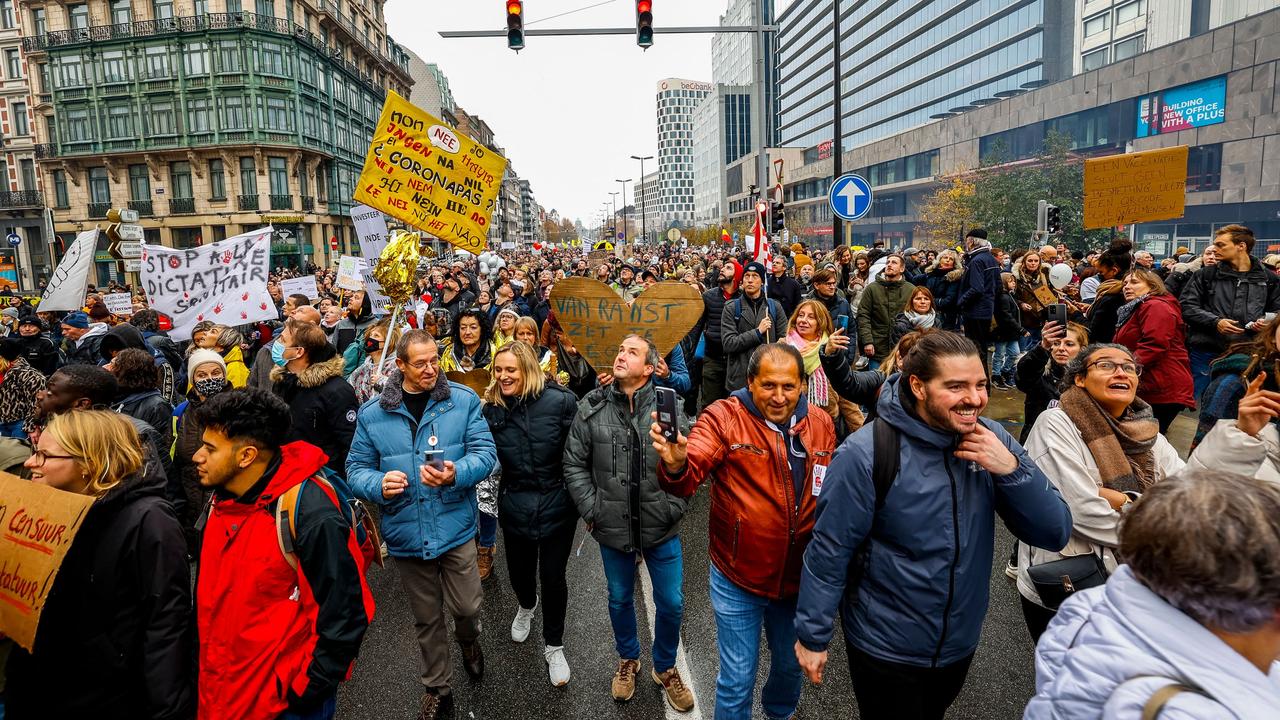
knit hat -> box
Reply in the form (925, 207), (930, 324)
(61, 311), (89, 329)
(18, 315), (44, 331)
(496, 306), (521, 323)
(187, 348), (227, 381)
(743, 261), (767, 279)
(1, 308), (17, 320)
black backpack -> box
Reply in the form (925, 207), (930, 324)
(843, 419), (899, 608)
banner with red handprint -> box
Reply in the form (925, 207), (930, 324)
(141, 226), (276, 341)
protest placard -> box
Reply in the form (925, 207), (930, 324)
(353, 91), (508, 254)
(0, 471), (96, 651)
(359, 267), (392, 316)
(337, 256), (367, 292)
(549, 278), (702, 373)
(281, 275), (319, 300)
(1084, 146), (1188, 229)
(142, 227), (276, 341)
(101, 292), (134, 316)
(40, 229), (98, 312)
(351, 204), (390, 260)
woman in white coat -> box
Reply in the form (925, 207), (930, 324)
(1018, 343), (1184, 641)
(1184, 370), (1280, 484)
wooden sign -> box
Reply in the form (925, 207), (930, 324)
(549, 278), (703, 373)
(446, 369), (491, 396)
(1084, 146), (1188, 229)
(0, 471), (96, 651)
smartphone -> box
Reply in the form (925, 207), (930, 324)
(836, 314), (849, 332)
(655, 387), (679, 443)
(1046, 303), (1068, 329)
(424, 449), (445, 472)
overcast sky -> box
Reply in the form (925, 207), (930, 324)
(385, 0), (733, 228)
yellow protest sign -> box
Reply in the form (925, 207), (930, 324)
(354, 91), (507, 254)
(0, 471), (95, 651)
(1083, 145), (1188, 229)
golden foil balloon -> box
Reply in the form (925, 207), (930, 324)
(372, 230), (421, 305)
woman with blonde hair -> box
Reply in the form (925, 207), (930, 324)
(210, 325), (250, 388)
(5, 409), (193, 718)
(348, 317), (406, 403)
(481, 342), (581, 686)
(513, 315), (558, 381)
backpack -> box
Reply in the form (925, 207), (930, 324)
(733, 296), (784, 341)
(275, 470), (383, 575)
(843, 419), (900, 607)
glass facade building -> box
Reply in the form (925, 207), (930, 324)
(656, 78), (712, 226)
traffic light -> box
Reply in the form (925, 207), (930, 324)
(506, 0), (524, 51)
(1047, 204), (1061, 235)
(771, 202), (785, 233)
(636, 1), (653, 48)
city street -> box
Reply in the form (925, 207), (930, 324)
(340, 391), (1198, 719)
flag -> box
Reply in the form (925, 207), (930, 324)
(751, 204), (771, 267)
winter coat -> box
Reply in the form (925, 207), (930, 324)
(198, 441), (374, 720)
(1112, 293), (1196, 408)
(1012, 260), (1053, 331)
(958, 245), (1000, 321)
(1180, 256), (1280, 353)
(1192, 352), (1253, 450)
(113, 389), (175, 477)
(64, 322), (109, 365)
(271, 355), (359, 478)
(817, 348), (886, 410)
(221, 345), (250, 388)
(794, 375), (1072, 667)
(481, 383), (580, 540)
(1087, 280), (1127, 344)
(12, 332), (60, 375)
(1025, 566), (1280, 718)
(1014, 345), (1065, 444)
(659, 389), (835, 599)
(563, 379), (689, 553)
(698, 281), (738, 360)
(5, 468), (193, 720)
(856, 278), (915, 360)
(332, 313), (377, 355)
(346, 371), (497, 559)
(993, 290), (1024, 343)
(890, 311), (938, 348)
(654, 343), (691, 396)
(143, 330), (185, 388)
(767, 273), (804, 319)
(0, 358), (43, 424)
(1017, 408), (1184, 608)
(720, 293), (788, 392)
(1184, 418), (1280, 486)
(923, 265), (964, 329)
(100, 323), (179, 405)
(248, 340), (277, 390)
(1163, 256), (1202, 299)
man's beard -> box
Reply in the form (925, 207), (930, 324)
(920, 389), (982, 434)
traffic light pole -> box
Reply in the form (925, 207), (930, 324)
(831, 2), (842, 249)
(440, 26), (771, 38)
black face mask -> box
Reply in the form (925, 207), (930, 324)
(363, 338), (382, 354)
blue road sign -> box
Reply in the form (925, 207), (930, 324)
(6, 233), (19, 247)
(829, 174), (873, 221)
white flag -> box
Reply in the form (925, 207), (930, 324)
(40, 229), (98, 312)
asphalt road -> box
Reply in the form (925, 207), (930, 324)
(338, 390), (1198, 719)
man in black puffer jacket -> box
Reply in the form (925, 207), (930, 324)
(694, 261), (741, 410)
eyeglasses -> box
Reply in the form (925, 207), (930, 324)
(30, 449), (77, 467)
(406, 358), (440, 370)
(1087, 359), (1143, 377)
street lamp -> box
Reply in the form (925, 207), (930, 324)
(616, 178), (632, 245)
(609, 191), (620, 245)
(630, 154), (653, 243)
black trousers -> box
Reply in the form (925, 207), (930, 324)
(1151, 403), (1184, 435)
(503, 525), (576, 646)
(847, 642), (974, 720)
(963, 318), (993, 377)
(1020, 595), (1058, 644)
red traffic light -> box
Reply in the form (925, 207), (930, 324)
(507, 0), (522, 14)
(636, 0), (653, 48)
(637, 0), (652, 12)
(507, 0), (525, 50)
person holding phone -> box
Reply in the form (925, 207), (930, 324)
(1014, 320), (1088, 443)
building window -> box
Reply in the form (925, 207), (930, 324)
(11, 102), (26, 136)
(64, 107), (91, 142)
(222, 95), (246, 129)
(216, 41), (242, 72)
(227, 0), (241, 11)
(152, 0), (174, 20)
(68, 4), (88, 30)
(148, 101), (175, 135)
(100, 49), (127, 83)
(58, 54), (85, 87)
(1114, 34), (1144, 61)
(256, 0), (274, 16)
(268, 156), (287, 196)
(144, 46), (172, 79)
(4, 49), (18, 80)
(1116, 0), (1144, 24)
(29, 7), (43, 35)
(184, 41), (209, 76)
(0, 1), (12, 30)
(105, 102), (132, 138)
(169, 161), (192, 198)
(1082, 47), (1109, 71)
(88, 167), (111, 204)
(1084, 12), (1110, 38)
(19, 159), (34, 191)
(209, 159), (225, 199)
(128, 164), (150, 201)
(109, 0), (130, 25)
(239, 156), (256, 196)
(187, 96), (211, 133)
(194, 0), (208, 13)
(1187, 144), (1221, 192)
(259, 42), (286, 75)
(52, 170), (68, 208)
(263, 96), (289, 131)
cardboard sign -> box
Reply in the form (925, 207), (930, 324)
(0, 471), (96, 651)
(358, 267), (392, 316)
(549, 278), (702, 373)
(336, 256), (367, 292)
(446, 369), (491, 397)
(1084, 145), (1188, 229)
(281, 276), (319, 301)
(353, 91), (508, 254)
(350, 204), (390, 260)
(40, 229), (98, 312)
(1032, 284), (1058, 309)
(102, 292), (134, 316)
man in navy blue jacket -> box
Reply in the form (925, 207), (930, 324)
(956, 229), (1001, 377)
(793, 331), (1070, 720)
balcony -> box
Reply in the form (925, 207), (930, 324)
(0, 191), (42, 209)
(238, 194), (260, 211)
(34, 143), (57, 159)
(270, 194), (294, 210)
(301, 195), (314, 212)
(169, 197), (195, 214)
(88, 202), (111, 218)
(128, 199), (153, 216)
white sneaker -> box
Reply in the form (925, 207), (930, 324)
(511, 599), (538, 643)
(545, 645), (571, 687)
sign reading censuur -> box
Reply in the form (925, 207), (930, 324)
(354, 91), (508, 254)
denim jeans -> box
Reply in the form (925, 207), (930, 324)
(0, 421), (24, 439)
(709, 564), (801, 720)
(599, 535), (684, 672)
(478, 511), (497, 548)
(277, 695), (336, 720)
(991, 340), (1020, 379)
(1189, 348), (1216, 404)
(1019, 327), (1041, 353)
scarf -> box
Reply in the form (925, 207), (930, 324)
(1058, 386), (1159, 492)
(786, 329), (830, 407)
(903, 310), (937, 330)
(1114, 293), (1151, 329)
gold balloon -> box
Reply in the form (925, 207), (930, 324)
(372, 230), (421, 305)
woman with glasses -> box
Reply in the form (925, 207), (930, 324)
(1112, 268), (1195, 434)
(5, 409), (192, 718)
(1016, 344), (1185, 641)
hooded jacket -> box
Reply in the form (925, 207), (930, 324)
(346, 371), (497, 559)
(332, 294), (377, 355)
(924, 263), (965, 330)
(12, 331), (60, 375)
(113, 389), (174, 471)
(856, 277), (915, 360)
(1180, 256), (1280, 353)
(721, 291), (789, 391)
(197, 442), (374, 720)
(1024, 566), (1280, 718)
(1087, 279), (1127, 344)
(6, 466), (193, 720)
(697, 260), (742, 360)
(100, 323), (178, 403)
(660, 388), (835, 599)
(271, 355), (359, 478)
(65, 321), (109, 365)
(795, 375), (1072, 667)
(958, 245), (1000, 321)
(1112, 293), (1196, 408)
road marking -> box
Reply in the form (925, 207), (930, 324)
(639, 561), (705, 720)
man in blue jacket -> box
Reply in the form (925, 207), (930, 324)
(957, 228), (1000, 377)
(793, 330), (1070, 720)
(346, 328), (497, 720)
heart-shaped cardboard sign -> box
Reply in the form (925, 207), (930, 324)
(549, 277), (703, 373)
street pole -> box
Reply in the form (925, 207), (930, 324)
(617, 178), (632, 245)
(754, 0), (770, 237)
(609, 191), (619, 246)
(631, 154), (652, 244)
(831, 1), (842, 249)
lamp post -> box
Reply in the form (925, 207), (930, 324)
(630, 154), (652, 244)
(609, 191), (620, 245)
(616, 178), (632, 245)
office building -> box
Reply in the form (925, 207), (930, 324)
(22, 0), (413, 283)
(1076, 0), (1274, 73)
(635, 170), (659, 244)
(711, 0), (775, 145)
(656, 78), (712, 227)
(692, 84), (753, 226)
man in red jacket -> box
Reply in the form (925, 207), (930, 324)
(652, 342), (836, 720)
(193, 388), (374, 720)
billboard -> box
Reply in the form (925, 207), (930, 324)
(1136, 76), (1227, 138)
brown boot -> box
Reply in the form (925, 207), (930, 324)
(653, 667), (695, 712)
(417, 690), (453, 720)
(611, 658), (640, 702)
(477, 545), (495, 580)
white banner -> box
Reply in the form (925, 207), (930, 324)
(336, 255), (366, 292)
(142, 227), (275, 341)
(40, 229), (98, 312)
(351, 204), (389, 261)
(281, 275), (319, 300)
(359, 267), (392, 316)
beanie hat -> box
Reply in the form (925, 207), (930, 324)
(187, 348), (227, 381)
(744, 261), (767, 279)
(62, 311), (89, 329)
(18, 315), (44, 331)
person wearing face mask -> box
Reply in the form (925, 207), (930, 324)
(271, 319), (360, 479)
(349, 318), (406, 404)
(171, 348), (231, 554)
